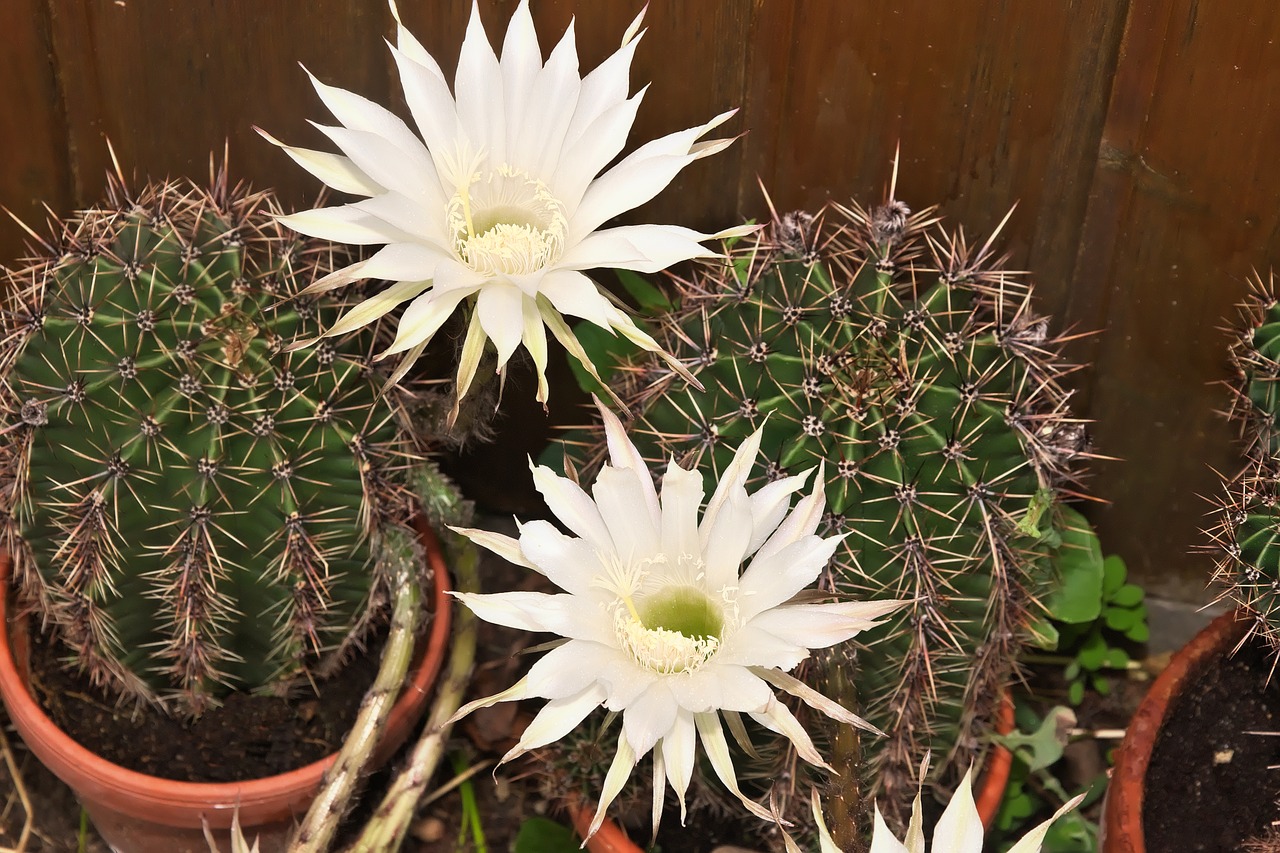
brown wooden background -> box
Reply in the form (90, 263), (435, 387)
(2, 0), (1277, 601)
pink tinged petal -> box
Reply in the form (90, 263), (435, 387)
(536, 269), (618, 330)
(323, 279), (430, 339)
(380, 288), (472, 357)
(502, 683), (606, 762)
(524, 640), (625, 698)
(702, 484), (753, 591)
(713, 624), (808, 671)
(554, 89), (644, 210)
(870, 805), (910, 853)
(498, 0), (541, 144)
(475, 283), (526, 369)
(662, 710), (697, 825)
(528, 463), (613, 552)
(752, 464), (829, 565)
(359, 242), (452, 282)
(568, 110), (739, 243)
(659, 460), (704, 560)
(516, 519), (604, 596)
(933, 768), (984, 853)
(738, 535), (845, 622)
(311, 124), (445, 218)
(454, 1), (505, 160)
(592, 466), (661, 561)
(558, 224), (723, 274)
(622, 681), (678, 758)
(750, 666), (883, 735)
(587, 736), (637, 841)
(257, 128), (382, 196)
(667, 664), (772, 714)
(693, 712), (773, 822)
(521, 297), (550, 403)
(449, 526), (535, 570)
(744, 599), (909, 650)
(448, 675), (529, 726)
(745, 469), (813, 556)
(749, 699), (830, 771)
(278, 206), (410, 245)
(1007, 793), (1086, 853)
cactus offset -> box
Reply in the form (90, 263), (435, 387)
(575, 192), (1089, 829)
(1212, 272), (1280, 664)
(0, 168), (453, 715)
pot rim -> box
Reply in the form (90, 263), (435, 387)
(0, 514), (452, 829)
(1102, 607), (1248, 853)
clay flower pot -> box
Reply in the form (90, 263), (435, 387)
(1101, 609), (1247, 853)
(564, 692), (1016, 851)
(0, 515), (452, 853)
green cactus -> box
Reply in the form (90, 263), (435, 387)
(1212, 273), (1280, 662)
(0, 168), (454, 715)
(573, 195), (1089, 830)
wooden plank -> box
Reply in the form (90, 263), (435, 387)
(1070, 0), (1280, 597)
(0, 0), (72, 262)
(737, 0), (1129, 323)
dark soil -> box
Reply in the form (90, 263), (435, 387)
(25, 620), (380, 782)
(1145, 635), (1280, 852)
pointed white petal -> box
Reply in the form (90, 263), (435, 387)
(752, 464), (828, 564)
(257, 128), (382, 196)
(702, 483), (753, 591)
(650, 738), (666, 840)
(536, 268), (618, 330)
(701, 425), (764, 546)
(622, 681), (678, 758)
(538, 297), (629, 412)
(380, 288), (472, 357)
(693, 712), (773, 822)
(750, 666), (883, 735)
(278, 206), (409, 245)
(476, 282), (526, 368)
(529, 462), (612, 552)
(750, 700), (829, 771)
(311, 123), (444, 219)
(388, 0), (442, 72)
(524, 640), (626, 698)
(744, 469), (812, 556)
(453, 304), (488, 405)
(738, 535), (843, 621)
(521, 297), (550, 404)
(514, 20), (580, 178)
(714, 623), (808, 671)
(359, 242), (452, 282)
(502, 684), (605, 761)
(869, 804), (909, 853)
(558, 223), (724, 273)
(587, 736), (638, 840)
(1006, 793), (1086, 853)
(454, 0), (505, 159)
(667, 665), (772, 714)
(562, 29), (640, 154)
(498, 0), (541, 149)
(813, 790), (847, 853)
(659, 460), (703, 560)
(592, 466), (661, 560)
(451, 590), (604, 641)
(448, 675), (529, 726)
(746, 599), (909, 649)
(347, 192), (451, 248)
(322, 279), (430, 339)
(293, 259), (370, 299)
(554, 89), (644, 210)
(449, 525), (535, 569)
(516, 518), (604, 595)
(390, 44), (465, 172)
(932, 768), (984, 853)
(662, 710), (696, 825)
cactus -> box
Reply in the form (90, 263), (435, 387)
(0, 167), (455, 716)
(1211, 272), (1280, 664)
(571, 190), (1089, 829)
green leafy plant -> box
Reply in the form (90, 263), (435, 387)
(564, 190), (1093, 835)
(0, 168), (457, 715)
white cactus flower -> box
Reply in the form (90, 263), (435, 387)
(450, 400), (907, 839)
(265, 0), (750, 415)
(785, 754), (1085, 853)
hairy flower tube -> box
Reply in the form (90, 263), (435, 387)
(784, 754), (1084, 853)
(265, 0), (751, 415)
(449, 402), (908, 838)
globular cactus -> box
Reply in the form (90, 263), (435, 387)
(575, 191), (1090, 829)
(1211, 273), (1280, 663)
(0, 167), (454, 715)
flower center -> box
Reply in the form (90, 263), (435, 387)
(617, 586), (724, 675)
(447, 164), (568, 277)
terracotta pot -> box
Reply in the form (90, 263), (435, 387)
(0, 515), (452, 853)
(1100, 609), (1246, 853)
(565, 691), (1017, 851)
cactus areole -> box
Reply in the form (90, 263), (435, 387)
(0, 172), (430, 716)
(588, 198), (1089, 826)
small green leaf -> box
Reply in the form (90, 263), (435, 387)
(1110, 583), (1145, 608)
(1102, 554), (1127, 597)
(1068, 680), (1085, 705)
(1126, 621), (1151, 643)
(1103, 647), (1130, 668)
(1076, 632), (1108, 670)
(1063, 660), (1081, 681)
(1026, 616), (1060, 650)
(514, 817), (580, 853)
(993, 706), (1075, 771)
(1093, 674), (1112, 696)
(615, 269), (674, 312)
(1042, 506), (1104, 625)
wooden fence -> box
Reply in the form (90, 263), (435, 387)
(2, 0), (1277, 599)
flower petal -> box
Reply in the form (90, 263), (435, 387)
(1006, 793), (1086, 853)
(745, 599), (909, 650)
(745, 469), (813, 556)
(659, 460), (703, 561)
(522, 296), (550, 403)
(359, 242), (452, 282)
(513, 20), (581, 178)
(322, 279), (430, 339)
(693, 712), (773, 822)
(869, 804), (910, 853)
(448, 675), (528, 726)
(379, 287), (472, 357)
(502, 683), (606, 761)
(554, 89), (644, 210)
(667, 664), (771, 714)
(750, 666), (882, 735)
(597, 400), (660, 518)
(587, 737), (637, 840)
(622, 680), (678, 758)
(750, 698), (830, 771)
(454, 0), (505, 160)
(529, 463), (612, 552)
(476, 282), (526, 369)
(257, 128), (382, 196)
(933, 768), (984, 853)
(661, 710), (697, 824)
(516, 518), (604, 595)
(592, 466), (661, 561)
(752, 463), (828, 565)
(450, 590), (605, 641)
(536, 268), (619, 330)
(450, 526), (535, 570)
(278, 206), (413, 245)
(524, 639), (626, 698)
(738, 535), (844, 622)
(558, 224), (724, 273)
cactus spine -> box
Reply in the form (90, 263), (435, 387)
(582, 192), (1089, 828)
(1212, 273), (1280, 661)
(0, 168), (453, 715)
